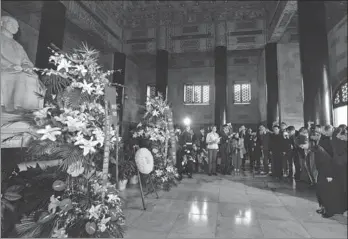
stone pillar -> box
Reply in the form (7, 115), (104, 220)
(35, 1), (66, 69)
(298, 1), (333, 125)
(156, 26), (169, 99)
(113, 52), (126, 134)
(214, 21), (227, 128)
(265, 43), (280, 129)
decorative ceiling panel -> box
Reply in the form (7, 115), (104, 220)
(122, 0), (265, 29)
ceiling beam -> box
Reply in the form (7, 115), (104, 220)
(267, 1), (297, 43)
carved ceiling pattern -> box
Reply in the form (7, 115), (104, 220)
(119, 1), (265, 29)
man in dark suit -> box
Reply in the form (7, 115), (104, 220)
(287, 126), (300, 179)
(258, 125), (271, 175)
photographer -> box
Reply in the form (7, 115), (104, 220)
(177, 125), (194, 180)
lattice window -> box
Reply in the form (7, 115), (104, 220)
(333, 81), (348, 109)
(234, 82), (251, 104)
(146, 84), (156, 100)
(184, 84), (210, 104)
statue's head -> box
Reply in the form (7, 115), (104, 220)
(1, 16), (19, 35)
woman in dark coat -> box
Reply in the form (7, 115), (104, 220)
(331, 126), (347, 214)
(312, 136), (343, 218)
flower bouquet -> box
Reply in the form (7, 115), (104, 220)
(3, 44), (125, 237)
(132, 95), (178, 191)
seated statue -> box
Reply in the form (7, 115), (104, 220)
(1, 16), (45, 113)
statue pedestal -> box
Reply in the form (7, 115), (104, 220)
(1, 112), (32, 148)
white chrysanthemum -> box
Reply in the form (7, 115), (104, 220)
(135, 148), (154, 174)
(155, 169), (163, 177)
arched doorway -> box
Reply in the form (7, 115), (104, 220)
(333, 80), (348, 126)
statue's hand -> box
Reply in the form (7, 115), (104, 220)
(14, 65), (23, 71)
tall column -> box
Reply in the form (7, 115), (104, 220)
(35, 1), (66, 69)
(265, 43), (280, 129)
(113, 52), (126, 134)
(298, 1), (333, 125)
(156, 25), (169, 99)
(214, 21), (228, 128)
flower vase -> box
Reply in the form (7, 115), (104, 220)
(118, 179), (128, 191)
(129, 175), (139, 185)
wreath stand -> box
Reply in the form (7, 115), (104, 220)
(135, 107), (177, 211)
(137, 170), (159, 210)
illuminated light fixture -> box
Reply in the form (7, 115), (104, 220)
(183, 117), (191, 126)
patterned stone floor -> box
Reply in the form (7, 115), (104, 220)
(119, 173), (347, 238)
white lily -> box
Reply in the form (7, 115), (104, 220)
(81, 80), (94, 94)
(57, 58), (71, 72)
(78, 138), (99, 156)
(33, 107), (52, 119)
(65, 116), (87, 132)
(98, 216), (111, 232)
(88, 204), (102, 220)
(92, 128), (105, 146)
(75, 64), (87, 76)
(37, 125), (62, 141)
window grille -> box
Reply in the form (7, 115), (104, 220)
(234, 82), (251, 104)
(184, 84), (210, 104)
(333, 81), (348, 109)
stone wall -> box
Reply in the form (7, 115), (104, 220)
(327, 15), (347, 91)
(226, 64), (260, 126)
(277, 43), (304, 129)
(1, 9), (41, 64)
(168, 67), (215, 129)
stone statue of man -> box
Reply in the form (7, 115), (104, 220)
(1, 15), (45, 113)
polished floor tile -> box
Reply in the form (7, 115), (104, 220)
(259, 219), (311, 238)
(301, 222), (348, 238)
(130, 211), (179, 232)
(216, 215), (264, 238)
(123, 173), (347, 238)
(167, 213), (217, 238)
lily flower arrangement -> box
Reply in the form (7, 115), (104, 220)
(4, 44), (125, 238)
(132, 94), (178, 191)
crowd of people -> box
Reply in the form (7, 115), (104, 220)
(174, 121), (347, 218)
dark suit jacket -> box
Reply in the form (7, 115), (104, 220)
(180, 131), (193, 146)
